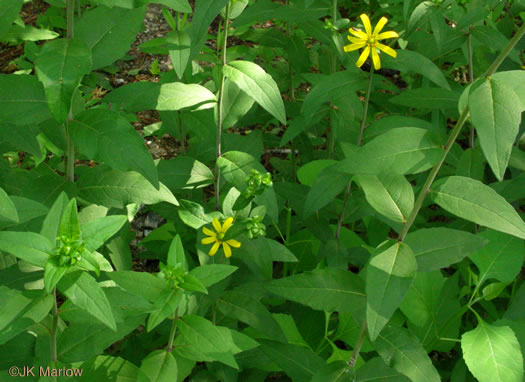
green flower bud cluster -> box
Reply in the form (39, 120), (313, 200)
(158, 263), (187, 287)
(245, 216), (266, 239)
(243, 169), (272, 198)
(53, 235), (85, 267)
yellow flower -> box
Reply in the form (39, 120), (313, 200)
(344, 14), (398, 70)
(201, 217), (241, 258)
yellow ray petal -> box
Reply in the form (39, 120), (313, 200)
(222, 217), (234, 233)
(376, 42), (397, 58)
(373, 17), (388, 36)
(209, 241), (220, 256)
(377, 31), (398, 40)
(212, 218), (221, 233)
(226, 239), (241, 248)
(356, 45), (370, 68)
(201, 236), (217, 245)
(371, 48), (381, 70)
(349, 27), (368, 40)
(360, 14), (372, 36)
(202, 226), (216, 237)
(344, 42), (366, 52)
(347, 35), (365, 44)
(223, 242), (232, 258)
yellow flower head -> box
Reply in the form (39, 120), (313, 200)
(344, 14), (398, 70)
(201, 217), (241, 258)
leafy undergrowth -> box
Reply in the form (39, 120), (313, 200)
(0, 1), (525, 381)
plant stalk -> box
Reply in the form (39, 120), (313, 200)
(398, 22), (525, 242)
(467, 29), (475, 148)
(50, 288), (58, 366)
(348, 321), (367, 368)
(65, 0), (75, 182)
(336, 68), (374, 239)
(167, 317), (177, 351)
(215, 2), (231, 210)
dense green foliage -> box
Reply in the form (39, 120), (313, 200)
(0, 0), (525, 381)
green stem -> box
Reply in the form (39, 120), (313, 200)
(348, 321), (367, 368)
(167, 317), (177, 351)
(398, 22), (525, 242)
(215, 2), (231, 211)
(467, 29), (475, 148)
(50, 288), (58, 367)
(65, 0), (75, 182)
(336, 68), (374, 239)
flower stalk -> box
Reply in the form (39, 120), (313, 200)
(65, 0), (75, 182)
(215, 2), (231, 210)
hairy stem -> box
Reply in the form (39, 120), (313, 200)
(50, 288), (58, 366)
(467, 29), (475, 148)
(348, 321), (367, 368)
(336, 68), (374, 239)
(215, 2), (231, 210)
(398, 22), (525, 242)
(167, 316), (177, 351)
(65, 0), (75, 182)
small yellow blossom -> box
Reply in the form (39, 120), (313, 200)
(201, 217), (241, 258)
(344, 14), (398, 70)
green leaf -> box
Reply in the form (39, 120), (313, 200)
(232, 0), (328, 26)
(76, 5), (145, 70)
(303, 164), (352, 218)
(81, 215), (127, 253)
(77, 166), (178, 209)
(178, 199), (212, 229)
(147, 287), (183, 332)
(382, 50), (450, 90)
(189, 264), (238, 287)
(175, 315), (249, 369)
(0, 287), (54, 345)
(40, 192), (69, 243)
(366, 241), (417, 341)
(59, 198), (81, 239)
(107, 270), (168, 302)
(0, 74), (52, 125)
(341, 128), (443, 176)
(167, 30), (191, 79)
(492, 71), (525, 111)
(58, 271), (117, 331)
(70, 109), (159, 188)
(158, 156), (214, 191)
(389, 88), (459, 110)
(0, 187), (18, 223)
(265, 268), (366, 314)
(430, 176), (525, 240)
(300, 70), (367, 122)
(404, 228), (489, 271)
(0, 232), (52, 267)
(355, 357), (411, 382)
(223, 60), (286, 125)
(297, 160), (338, 187)
(167, 234), (187, 269)
(259, 340), (325, 381)
(219, 78), (255, 129)
(470, 230), (525, 284)
(217, 291), (287, 343)
(102, 82), (160, 112)
(0, 0), (23, 39)
(374, 325), (441, 382)
(137, 350), (178, 382)
(157, 82), (217, 111)
(461, 319), (523, 382)
(44, 259), (68, 293)
(356, 174), (414, 223)
(76, 356), (140, 381)
(156, 0), (191, 12)
(468, 77), (522, 181)
(400, 271), (445, 327)
(189, 0), (230, 62)
(34, 38), (92, 123)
